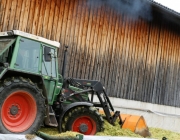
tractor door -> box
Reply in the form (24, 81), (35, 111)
(42, 45), (57, 104)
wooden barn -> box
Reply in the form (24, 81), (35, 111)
(0, 0), (180, 131)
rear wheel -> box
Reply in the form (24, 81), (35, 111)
(61, 106), (104, 135)
(0, 77), (45, 134)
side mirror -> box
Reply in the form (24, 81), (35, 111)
(44, 46), (51, 61)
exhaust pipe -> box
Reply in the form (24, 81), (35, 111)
(62, 46), (68, 78)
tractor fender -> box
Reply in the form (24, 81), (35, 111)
(59, 102), (93, 132)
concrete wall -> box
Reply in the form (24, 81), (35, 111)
(93, 96), (180, 132)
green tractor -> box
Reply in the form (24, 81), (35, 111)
(0, 30), (121, 135)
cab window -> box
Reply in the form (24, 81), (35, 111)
(42, 46), (56, 77)
(15, 38), (40, 73)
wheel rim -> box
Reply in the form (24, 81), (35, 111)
(1, 90), (37, 132)
(72, 116), (97, 135)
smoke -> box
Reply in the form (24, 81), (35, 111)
(87, 0), (152, 21)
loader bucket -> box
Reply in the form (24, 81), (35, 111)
(98, 110), (151, 137)
(121, 114), (151, 138)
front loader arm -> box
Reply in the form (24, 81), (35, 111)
(60, 78), (123, 125)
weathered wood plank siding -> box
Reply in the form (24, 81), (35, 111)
(0, 0), (180, 107)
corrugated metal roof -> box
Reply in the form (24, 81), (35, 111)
(146, 0), (180, 18)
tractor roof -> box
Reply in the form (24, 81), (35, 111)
(0, 30), (60, 48)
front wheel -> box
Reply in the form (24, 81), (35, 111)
(0, 77), (45, 134)
(61, 106), (104, 135)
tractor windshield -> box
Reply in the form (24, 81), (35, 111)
(0, 38), (16, 63)
(15, 38), (41, 73)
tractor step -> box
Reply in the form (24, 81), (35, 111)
(46, 106), (58, 127)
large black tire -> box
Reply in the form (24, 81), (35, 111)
(0, 77), (45, 134)
(61, 106), (104, 135)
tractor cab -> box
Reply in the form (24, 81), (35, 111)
(0, 31), (59, 72)
(0, 30), (62, 104)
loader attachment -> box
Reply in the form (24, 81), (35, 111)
(121, 114), (151, 137)
(61, 78), (150, 137)
(99, 111), (151, 137)
(61, 78), (121, 125)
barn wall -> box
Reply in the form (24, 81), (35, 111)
(0, 0), (180, 107)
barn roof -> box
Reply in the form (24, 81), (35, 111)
(148, 0), (179, 16)
(147, 0), (180, 23)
